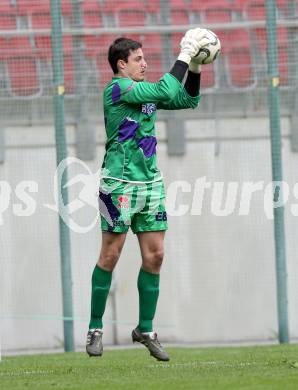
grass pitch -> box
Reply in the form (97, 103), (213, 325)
(1, 344), (298, 389)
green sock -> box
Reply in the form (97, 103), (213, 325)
(137, 268), (160, 333)
(89, 265), (112, 329)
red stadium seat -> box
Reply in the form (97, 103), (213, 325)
(201, 64), (217, 90)
(140, 34), (163, 82)
(81, 1), (103, 57)
(241, 0), (267, 70)
(82, 1), (102, 27)
(32, 30), (73, 61)
(7, 57), (40, 97)
(17, 0), (49, 14)
(18, 0), (72, 48)
(92, 34), (119, 88)
(0, 38), (6, 56)
(9, 27), (74, 95)
(86, 33), (117, 59)
(63, 55), (75, 93)
(0, 2), (17, 30)
(0, 36), (33, 58)
(139, 34), (164, 82)
(139, 34), (162, 54)
(171, 30), (184, 53)
(171, 9), (190, 25)
(255, 27), (289, 86)
(170, 0), (191, 25)
(276, 28), (289, 85)
(103, 1), (147, 27)
(193, 0), (234, 23)
(146, 0), (161, 23)
(278, 52), (289, 86)
(30, 9), (52, 58)
(239, 0), (290, 86)
(21, 1), (72, 59)
(96, 53), (113, 89)
(146, 0), (161, 12)
(227, 48), (254, 88)
(244, 0), (266, 19)
(46, 39), (74, 93)
(17, 0), (72, 15)
(144, 53), (163, 82)
(225, 30), (255, 88)
(0, 37), (40, 96)
(117, 3), (147, 27)
(237, 0), (287, 19)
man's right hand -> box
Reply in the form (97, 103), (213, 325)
(178, 28), (210, 68)
(183, 28), (210, 48)
(177, 35), (201, 65)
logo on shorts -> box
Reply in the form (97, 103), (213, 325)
(142, 103), (156, 115)
(155, 211), (167, 221)
(117, 196), (129, 209)
(113, 220), (125, 227)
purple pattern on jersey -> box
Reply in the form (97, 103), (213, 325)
(111, 83), (121, 104)
(118, 118), (139, 142)
(137, 136), (157, 158)
(99, 191), (120, 230)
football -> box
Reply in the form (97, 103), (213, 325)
(193, 29), (221, 65)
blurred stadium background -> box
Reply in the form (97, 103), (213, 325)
(1, 0), (298, 354)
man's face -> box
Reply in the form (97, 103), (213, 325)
(118, 48), (147, 81)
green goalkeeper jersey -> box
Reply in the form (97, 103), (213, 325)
(102, 72), (200, 183)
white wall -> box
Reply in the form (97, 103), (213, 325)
(1, 117), (298, 352)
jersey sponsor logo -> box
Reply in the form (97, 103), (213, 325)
(117, 195), (129, 209)
(142, 103), (156, 116)
(155, 211), (167, 221)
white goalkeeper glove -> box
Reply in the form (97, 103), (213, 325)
(178, 36), (201, 65)
(180, 28), (210, 72)
(184, 28), (210, 47)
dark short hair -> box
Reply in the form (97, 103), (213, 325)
(108, 37), (142, 74)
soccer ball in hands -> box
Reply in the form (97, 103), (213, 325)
(192, 29), (221, 65)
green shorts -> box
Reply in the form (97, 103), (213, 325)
(98, 179), (168, 233)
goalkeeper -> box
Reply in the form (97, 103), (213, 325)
(86, 30), (206, 362)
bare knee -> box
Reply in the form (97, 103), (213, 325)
(143, 249), (164, 273)
(98, 249), (121, 271)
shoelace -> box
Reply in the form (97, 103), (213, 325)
(87, 332), (93, 345)
(87, 330), (101, 345)
(155, 339), (162, 347)
(87, 334), (92, 345)
(151, 333), (162, 347)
